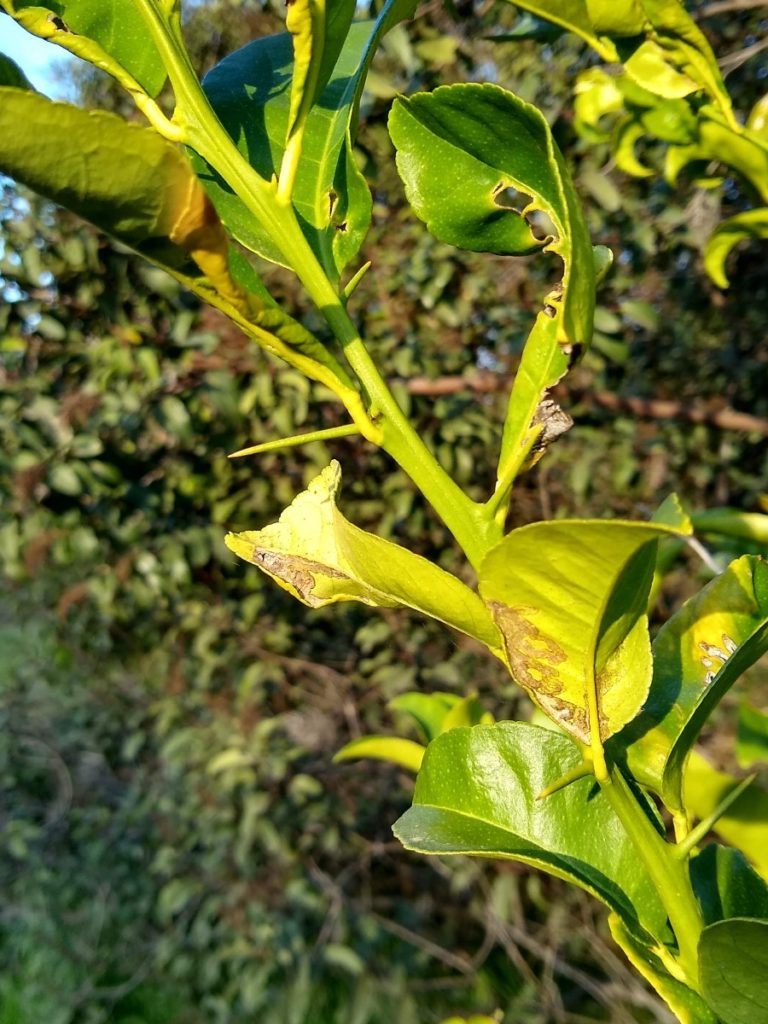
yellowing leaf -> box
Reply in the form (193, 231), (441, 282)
(479, 502), (692, 747)
(226, 462), (503, 653)
(333, 736), (425, 772)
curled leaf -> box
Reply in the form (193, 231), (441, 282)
(226, 462), (503, 654)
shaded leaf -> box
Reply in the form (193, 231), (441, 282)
(690, 845), (768, 926)
(616, 556), (768, 812)
(704, 209), (768, 289)
(0, 88), (235, 292)
(198, 0), (416, 278)
(0, 51), (33, 88)
(394, 723), (668, 942)
(479, 502), (691, 745)
(389, 691), (464, 743)
(698, 918), (768, 1024)
(226, 462), (503, 653)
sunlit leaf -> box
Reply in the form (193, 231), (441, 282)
(608, 914), (717, 1024)
(285, 0), (356, 143)
(615, 556), (768, 813)
(394, 722), (668, 942)
(685, 753), (768, 880)
(226, 461), (503, 654)
(333, 736), (425, 772)
(1, 0), (167, 95)
(628, 0), (733, 123)
(478, 501), (691, 745)
(388, 82), (598, 486)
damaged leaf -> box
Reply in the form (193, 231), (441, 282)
(226, 462), (503, 654)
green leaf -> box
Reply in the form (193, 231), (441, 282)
(737, 702), (768, 769)
(2, 0), (167, 96)
(692, 508), (768, 546)
(198, 0), (416, 278)
(685, 753), (768, 880)
(690, 845), (768, 926)
(698, 918), (768, 1024)
(388, 82), (597, 484)
(285, 0), (356, 142)
(478, 504), (691, 746)
(615, 556), (768, 812)
(0, 51), (33, 88)
(393, 722), (668, 942)
(225, 461), (503, 654)
(333, 736), (425, 773)
(704, 209), (768, 289)
(665, 108), (768, 204)
(0, 87), (236, 288)
(629, 0), (734, 125)
(497, 0), (619, 59)
(0, 89), (363, 397)
(608, 914), (718, 1024)
(389, 691), (464, 743)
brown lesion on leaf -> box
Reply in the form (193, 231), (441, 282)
(491, 602), (589, 739)
(254, 549), (347, 607)
(491, 603), (566, 694)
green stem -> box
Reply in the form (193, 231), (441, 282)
(133, 0), (501, 569)
(601, 768), (702, 987)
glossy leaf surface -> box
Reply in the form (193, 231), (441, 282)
(478, 504), (690, 744)
(199, 0), (416, 277)
(394, 723), (668, 942)
(2, 0), (167, 95)
(389, 81), (598, 484)
(226, 462), (502, 653)
(698, 918), (768, 1024)
(616, 556), (768, 811)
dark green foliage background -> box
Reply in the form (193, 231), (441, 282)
(1, 2), (767, 1021)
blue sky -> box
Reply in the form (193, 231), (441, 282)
(0, 14), (82, 97)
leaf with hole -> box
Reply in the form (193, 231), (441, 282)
(388, 81), (598, 484)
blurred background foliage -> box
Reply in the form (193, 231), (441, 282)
(1, 1), (767, 1021)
